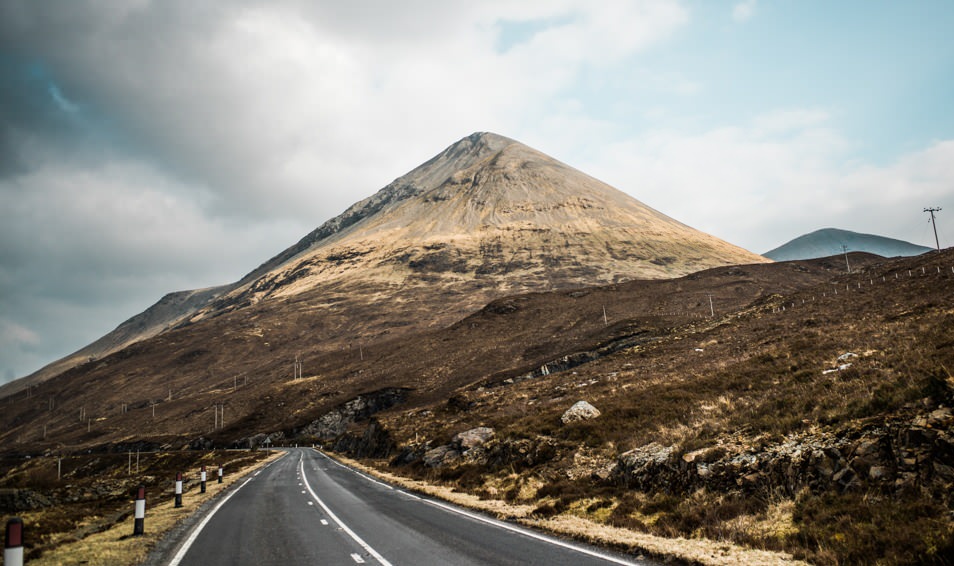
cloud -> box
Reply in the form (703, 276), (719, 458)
(732, 0), (757, 23)
(0, 320), (38, 348)
(583, 111), (952, 254)
(0, 0), (691, 383)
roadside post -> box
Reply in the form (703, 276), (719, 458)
(200, 466), (207, 494)
(174, 472), (183, 508)
(217, 464), (223, 484)
(133, 486), (146, 535)
(4, 517), (24, 566)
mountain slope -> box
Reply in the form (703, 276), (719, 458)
(764, 227), (932, 261)
(3, 132), (767, 395)
(189, 132), (768, 317)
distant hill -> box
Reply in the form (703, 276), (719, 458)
(764, 228), (932, 261)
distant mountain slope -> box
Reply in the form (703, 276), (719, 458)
(764, 228), (932, 261)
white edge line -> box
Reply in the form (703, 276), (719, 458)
(320, 450), (393, 490)
(421, 498), (637, 565)
(299, 458), (394, 566)
(314, 449), (635, 565)
(167, 452), (287, 566)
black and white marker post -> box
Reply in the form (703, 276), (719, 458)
(174, 472), (183, 508)
(4, 517), (24, 566)
(217, 464), (223, 484)
(133, 485), (146, 536)
(200, 466), (207, 494)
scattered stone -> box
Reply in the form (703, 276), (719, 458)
(561, 400), (601, 424)
(454, 427), (495, 450)
(868, 465), (890, 480)
(423, 445), (460, 468)
(0, 489), (53, 512)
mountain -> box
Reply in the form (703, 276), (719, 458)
(3, 132), (767, 395)
(188, 132), (767, 315)
(764, 227), (932, 261)
(2, 132), (952, 564)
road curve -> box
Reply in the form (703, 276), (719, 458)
(165, 447), (654, 565)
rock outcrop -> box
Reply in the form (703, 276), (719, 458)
(299, 388), (410, 440)
(615, 408), (954, 500)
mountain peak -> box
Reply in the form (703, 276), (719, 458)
(224, 132), (768, 304)
(464, 131), (515, 145)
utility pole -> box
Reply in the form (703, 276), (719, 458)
(842, 244), (851, 273)
(924, 207), (942, 252)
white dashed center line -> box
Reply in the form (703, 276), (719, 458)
(299, 459), (393, 566)
(351, 553), (366, 563)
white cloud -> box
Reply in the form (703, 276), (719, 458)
(0, 320), (39, 347)
(582, 112), (953, 254)
(732, 0), (757, 23)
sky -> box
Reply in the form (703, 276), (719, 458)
(1, 0), (953, 385)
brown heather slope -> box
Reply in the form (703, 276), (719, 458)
(0, 254), (851, 452)
(1, 250), (951, 565)
(2, 132), (766, 396)
(369, 250), (954, 566)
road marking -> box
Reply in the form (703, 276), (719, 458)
(320, 519), (329, 525)
(314, 449), (637, 565)
(316, 449), (394, 490)
(168, 452), (289, 566)
(299, 459), (394, 566)
(301, 490), (307, 494)
(307, 501), (314, 506)
(422, 498), (637, 565)
(351, 553), (366, 563)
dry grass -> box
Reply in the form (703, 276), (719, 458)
(526, 514), (809, 566)
(24, 451), (282, 566)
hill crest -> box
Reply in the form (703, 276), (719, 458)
(764, 227), (932, 261)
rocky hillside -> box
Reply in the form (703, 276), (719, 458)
(1, 246), (951, 564)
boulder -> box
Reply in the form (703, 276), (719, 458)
(423, 445), (460, 468)
(454, 427), (495, 450)
(561, 400), (601, 424)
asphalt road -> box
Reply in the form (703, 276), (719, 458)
(166, 447), (653, 566)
